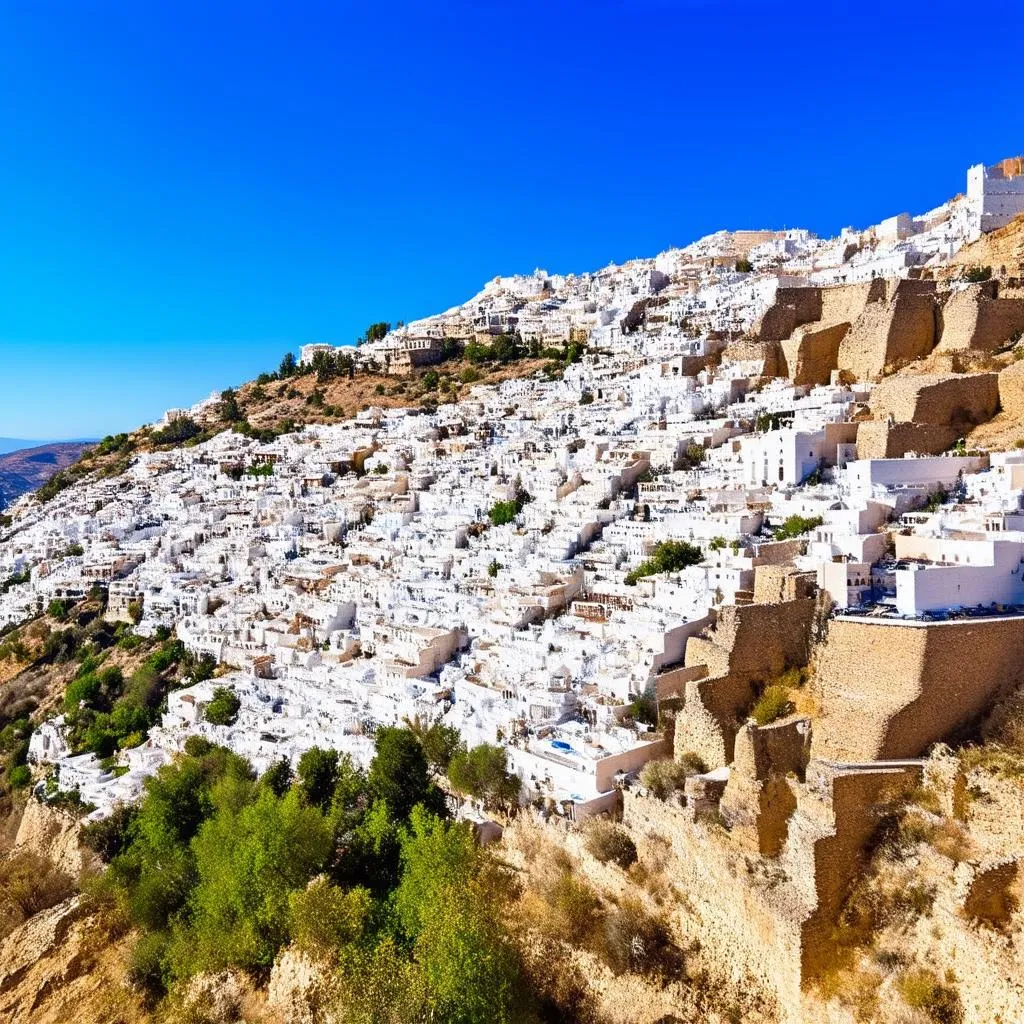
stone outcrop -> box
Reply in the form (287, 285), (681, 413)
(12, 800), (97, 880)
(812, 616), (1024, 763)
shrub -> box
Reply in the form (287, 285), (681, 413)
(7, 764), (31, 788)
(639, 759), (689, 800)
(0, 852), (75, 941)
(964, 265), (992, 284)
(601, 897), (680, 977)
(624, 540), (703, 585)
(203, 687), (240, 727)
(750, 685), (793, 726)
(289, 876), (371, 955)
(735, 257), (753, 273)
(584, 821), (638, 870)
(773, 514), (823, 540)
(897, 968), (962, 1024)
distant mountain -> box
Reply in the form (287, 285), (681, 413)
(0, 437), (47, 456)
(0, 442), (95, 510)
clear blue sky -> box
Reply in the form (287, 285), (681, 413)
(1, 0), (1022, 439)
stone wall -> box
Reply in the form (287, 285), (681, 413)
(937, 281), (1024, 352)
(837, 280), (937, 380)
(720, 717), (811, 855)
(751, 287), (823, 343)
(869, 371), (1000, 428)
(854, 419), (959, 458)
(675, 598), (816, 767)
(780, 322), (849, 386)
(812, 616), (1024, 763)
(998, 359), (1024, 419)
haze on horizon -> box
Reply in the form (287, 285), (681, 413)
(1, 0), (1022, 439)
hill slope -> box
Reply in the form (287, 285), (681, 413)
(0, 443), (94, 511)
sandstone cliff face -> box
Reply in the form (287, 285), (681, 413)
(0, 897), (145, 1024)
(13, 799), (99, 880)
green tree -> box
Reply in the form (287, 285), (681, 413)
(624, 540), (704, 585)
(204, 687), (241, 726)
(297, 747), (340, 811)
(180, 787), (333, 973)
(368, 727), (435, 821)
(395, 808), (527, 1024)
(446, 743), (521, 809)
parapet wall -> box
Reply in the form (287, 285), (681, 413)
(812, 616), (1024, 763)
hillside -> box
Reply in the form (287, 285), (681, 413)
(0, 443), (94, 511)
(4, 155), (1024, 1024)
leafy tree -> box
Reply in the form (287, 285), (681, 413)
(279, 351), (298, 377)
(419, 721), (462, 776)
(203, 687), (240, 727)
(297, 747), (340, 811)
(624, 540), (704, 585)
(181, 787), (333, 973)
(368, 727), (435, 821)
(487, 559), (502, 578)
(395, 808), (527, 1024)
(735, 257), (754, 273)
(260, 757), (294, 797)
(218, 389), (243, 423)
(488, 489), (531, 527)
(446, 743), (521, 809)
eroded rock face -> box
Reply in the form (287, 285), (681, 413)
(267, 947), (334, 1024)
(13, 799), (98, 880)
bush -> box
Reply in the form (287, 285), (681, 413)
(0, 852), (75, 941)
(488, 489), (532, 527)
(7, 764), (31, 788)
(290, 877), (371, 955)
(750, 685), (793, 726)
(584, 821), (638, 870)
(735, 257), (753, 273)
(897, 968), (962, 1024)
(773, 514), (823, 541)
(203, 687), (240, 727)
(624, 540), (703, 585)
(639, 759), (689, 800)
(964, 265), (992, 284)
(601, 897), (680, 977)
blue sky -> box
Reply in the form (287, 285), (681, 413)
(1, 0), (1022, 439)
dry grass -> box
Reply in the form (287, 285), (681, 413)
(0, 850), (76, 940)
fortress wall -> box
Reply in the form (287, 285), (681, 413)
(751, 287), (822, 342)
(720, 718), (811, 855)
(818, 279), (885, 327)
(812, 617), (1024, 763)
(780, 322), (848, 386)
(998, 359), (1024, 418)
(938, 283), (1024, 352)
(783, 762), (923, 981)
(838, 280), (937, 381)
(855, 419), (959, 458)
(677, 600), (816, 767)
(869, 372), (1000, 427)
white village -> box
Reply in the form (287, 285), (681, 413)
(2, 157), (1023, 836)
